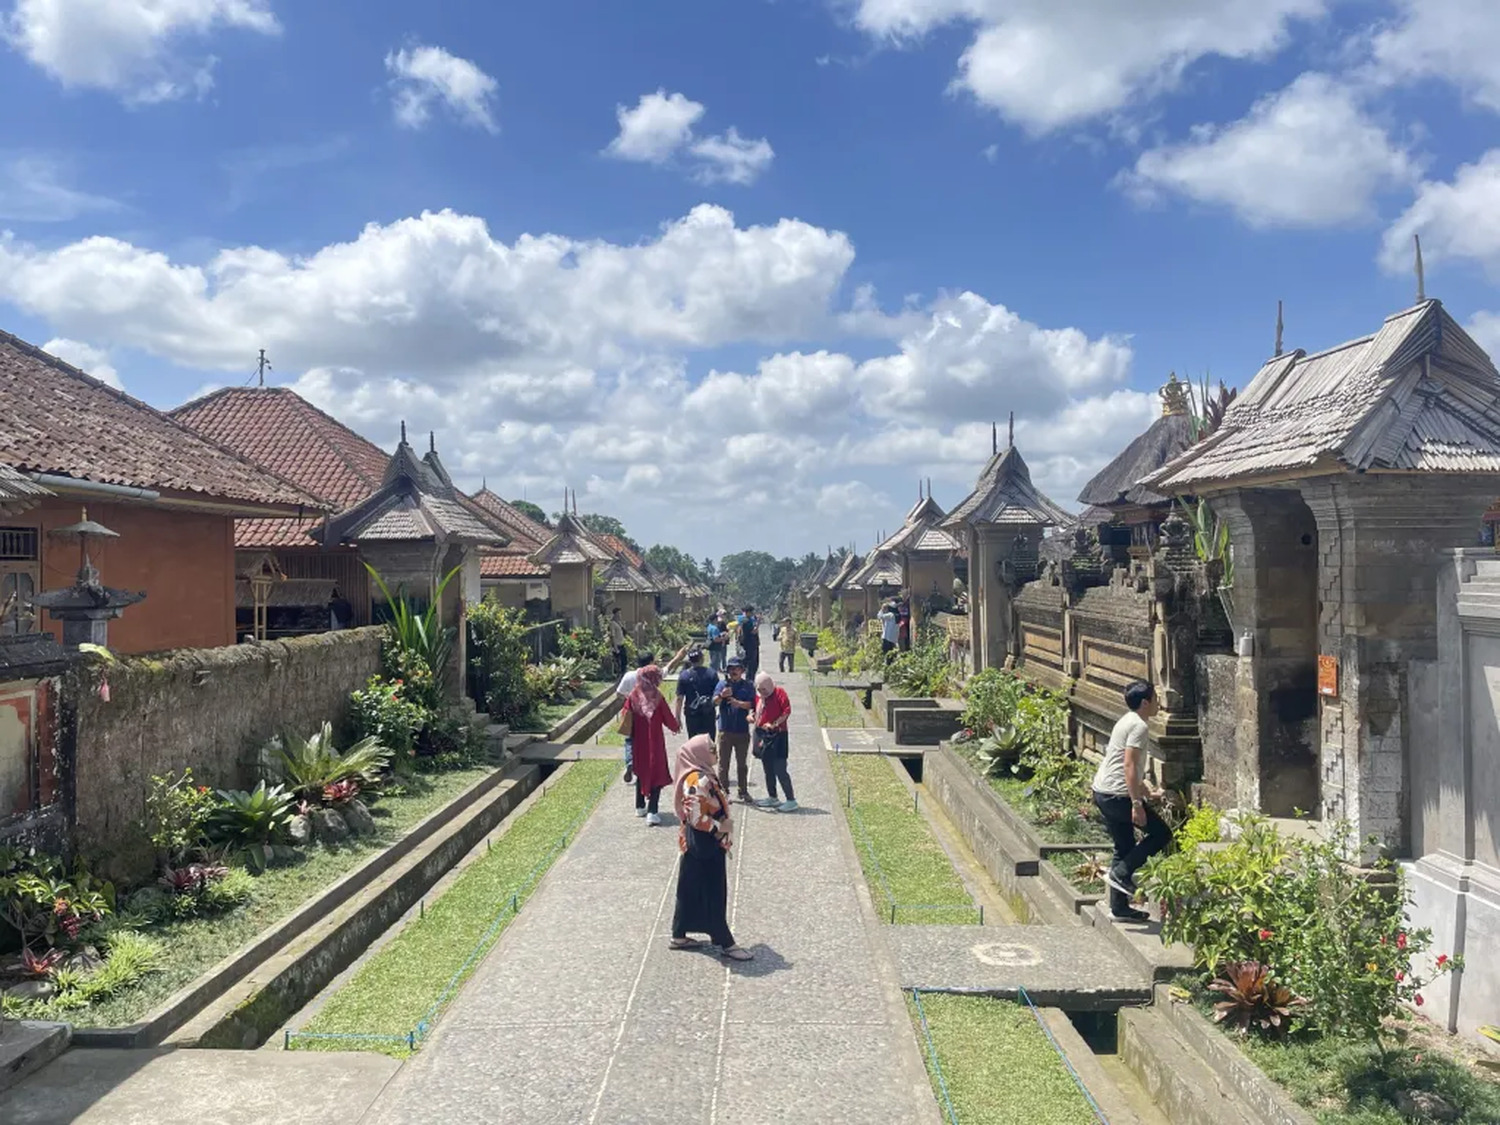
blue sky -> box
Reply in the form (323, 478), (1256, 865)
(3, 1), (1500, 558)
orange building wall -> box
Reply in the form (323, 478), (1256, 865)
(29, 498), (235, 654)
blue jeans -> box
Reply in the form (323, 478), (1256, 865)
(624, 736), (633, 772)
(709, 646), (725, 672)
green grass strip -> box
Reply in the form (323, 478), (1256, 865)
(811, 683), (866, 728)
(292, 760), (616, 1056)
(839, 754), (977, 925)
(906, 993), (1098, 1124)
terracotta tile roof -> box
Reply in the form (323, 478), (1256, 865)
(469, 489), (551, 552)
(595, 532), (643, 568)
(1, 330), (318, 512)
(481, 551), (550, 579)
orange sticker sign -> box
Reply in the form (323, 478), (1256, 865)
(1318, 654), (1339, 699)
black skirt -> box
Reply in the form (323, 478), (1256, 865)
(673, 826), (732, 944)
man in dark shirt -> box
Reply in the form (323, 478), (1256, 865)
(715, 657), (756, 803)
(740, 605), (761, 679)
(328, 588), (354, 631)
(675, 647), (720, 739)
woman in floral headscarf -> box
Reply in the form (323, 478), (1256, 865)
(624, 665), (679, 826)
(669, 735), (752, 960)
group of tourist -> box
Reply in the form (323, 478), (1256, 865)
(703, 605), (760, 676)
(612, 618), (799, 962)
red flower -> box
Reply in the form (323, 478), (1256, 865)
(1380, 935), (1387, 945)
(1397, 931), (1408, 950)
(197, 785), (209, 794)
(1258, 929), (1273, 941)
(1415, 994), (1424, 1006)
(1436, 954), (1449, 967)
(1395, 971), (1405, 982)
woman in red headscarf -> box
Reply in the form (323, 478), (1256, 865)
(624, 664), (679, 825)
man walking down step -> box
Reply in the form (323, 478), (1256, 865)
(616, 650), (653, 786)
(675, 646), (720, 740)
(1093, 680), (1170, 923)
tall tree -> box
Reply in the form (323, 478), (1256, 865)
(509, 499), (549, 527)
(644, 544), (703, 582)
(718, 550), (799, 612)
(701, 557), (717, 580)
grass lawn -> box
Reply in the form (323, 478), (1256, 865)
(1177, 985), (1500, 1124)
(907, 992), (1099, 1124)
(292, 760), (615, 1056)
(810, 683), (866, 728)
(513, 679), (613, 732)
(987, 774), (1111, 846)
(70, 766), (494, 1029)
(837, 753), (978, 925)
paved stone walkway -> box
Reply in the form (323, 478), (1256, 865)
(363, 667), (940, 1125)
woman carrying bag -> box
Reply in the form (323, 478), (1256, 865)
(622, 665), (679, 825)
(667, 735), (752, 960)
(752, 672), (796, 812)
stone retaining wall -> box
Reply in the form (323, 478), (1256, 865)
(70, 628), (384, 879)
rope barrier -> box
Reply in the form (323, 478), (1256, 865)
(831, 744), (983, 926)
(907, 985), (1110, 1125)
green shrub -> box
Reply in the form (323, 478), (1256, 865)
(886, 626), (959, 696)
(961, 668), (1025, 738)
(0, 847), (114, 949)
(1175, 803), (1223, 849)
(468, 601), (534, 721)
(349, 675), (427, 755)
(144, 769), (217, 870)
(367, 563), (459, 706)
(33, 930), (165, 1016)
(1144, 817), (1460, 1045)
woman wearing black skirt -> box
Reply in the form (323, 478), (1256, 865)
(668, 735), (753, 961)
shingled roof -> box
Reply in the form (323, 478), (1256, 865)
(828, 551), (864, 592)
(597, 553), (655, 593)
(323, 432), (506, 547)
(1151, 300), (1500, 493)
(877, 495), (962, 555)
(942, 444), (1072, 531)
(530, 512), (615, 567)
(2, 330), (318, 514)
(172, 385), (389, 547)
(850, 548), (903, 589)
(468, 490), (551, 553)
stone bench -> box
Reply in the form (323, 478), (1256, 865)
(892, 701), (965, 746)
(884, 696), (940, 732)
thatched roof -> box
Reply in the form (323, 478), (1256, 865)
(1077, 410), (1195, 509)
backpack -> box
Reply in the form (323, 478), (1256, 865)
(683, 668), (718, 716)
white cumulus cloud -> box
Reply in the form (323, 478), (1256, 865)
(386, 44), (498, 133)
(1369, 0), (1500, 115)
(850, 0), (1328, 134)
(42, 337), (122, 389)
(606, 90), (774, 185)
(1380, 150), (1500, 277)
(2, 0), (279, 103)
(1120, 73), (1419, 228)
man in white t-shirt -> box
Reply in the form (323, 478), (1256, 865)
(1091, 680), (1170, 923)
(616, 650), (653, 786)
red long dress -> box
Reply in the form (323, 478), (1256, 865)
(627, 702), (680, 791)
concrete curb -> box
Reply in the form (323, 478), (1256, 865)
(1037, 853), (1106, 916)
(71, 761), (528, 1049)
(1151, 984), (1315, 1125)
(1034, 1008), (1144, 1125)
(1085, 903), (1197, 983)
(0, 1021), (70, 1095)
(170, 763), (542, 1049)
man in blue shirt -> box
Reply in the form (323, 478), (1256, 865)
(675, 646), (720, 739)
(706, 614), (726, 673)
(715, 657), (756, 803)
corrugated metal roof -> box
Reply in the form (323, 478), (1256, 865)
(1152, 301), (1500, 492)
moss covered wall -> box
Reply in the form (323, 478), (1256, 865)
(70, 627), (384, 879)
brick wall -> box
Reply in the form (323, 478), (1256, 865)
(69, 627), (384, 880)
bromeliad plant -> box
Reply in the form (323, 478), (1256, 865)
(205, 781), (295, 871)
(1208, 961), (1304, 1039)
(272, 722), (391, 804)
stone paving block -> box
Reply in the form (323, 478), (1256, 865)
(889, 924), (1152, 1008)
(365, 1023), (615, 1125)
(716, 1021), (933, 1125)
(591, 1018), (719, 1122)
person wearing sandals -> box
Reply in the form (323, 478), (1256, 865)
(752, 672), (796, 812)
(624, 664), (679, 826)
(668, 735), (752, 961)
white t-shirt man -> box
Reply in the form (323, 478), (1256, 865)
(879, 608), (899, 644)
(1092, 709), (1149, 796)
(616, 669), (638, 698)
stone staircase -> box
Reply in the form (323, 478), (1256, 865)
(1458, 554), (1500, 614)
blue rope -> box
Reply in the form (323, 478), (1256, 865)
(910, 988), (961, 1125)
(1017, 985), (1109, 1125)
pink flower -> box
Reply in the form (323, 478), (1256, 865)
(1395, 971), (1405, 982)
(1258, 929), (1274, 941)
(1397, 932), (1408, 951)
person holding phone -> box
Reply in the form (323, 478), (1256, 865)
(715, 657), (756, 804)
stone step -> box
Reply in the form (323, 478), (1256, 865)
(1470, 556), (1500, 578)
(1119, 1007), (1262, 1125)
